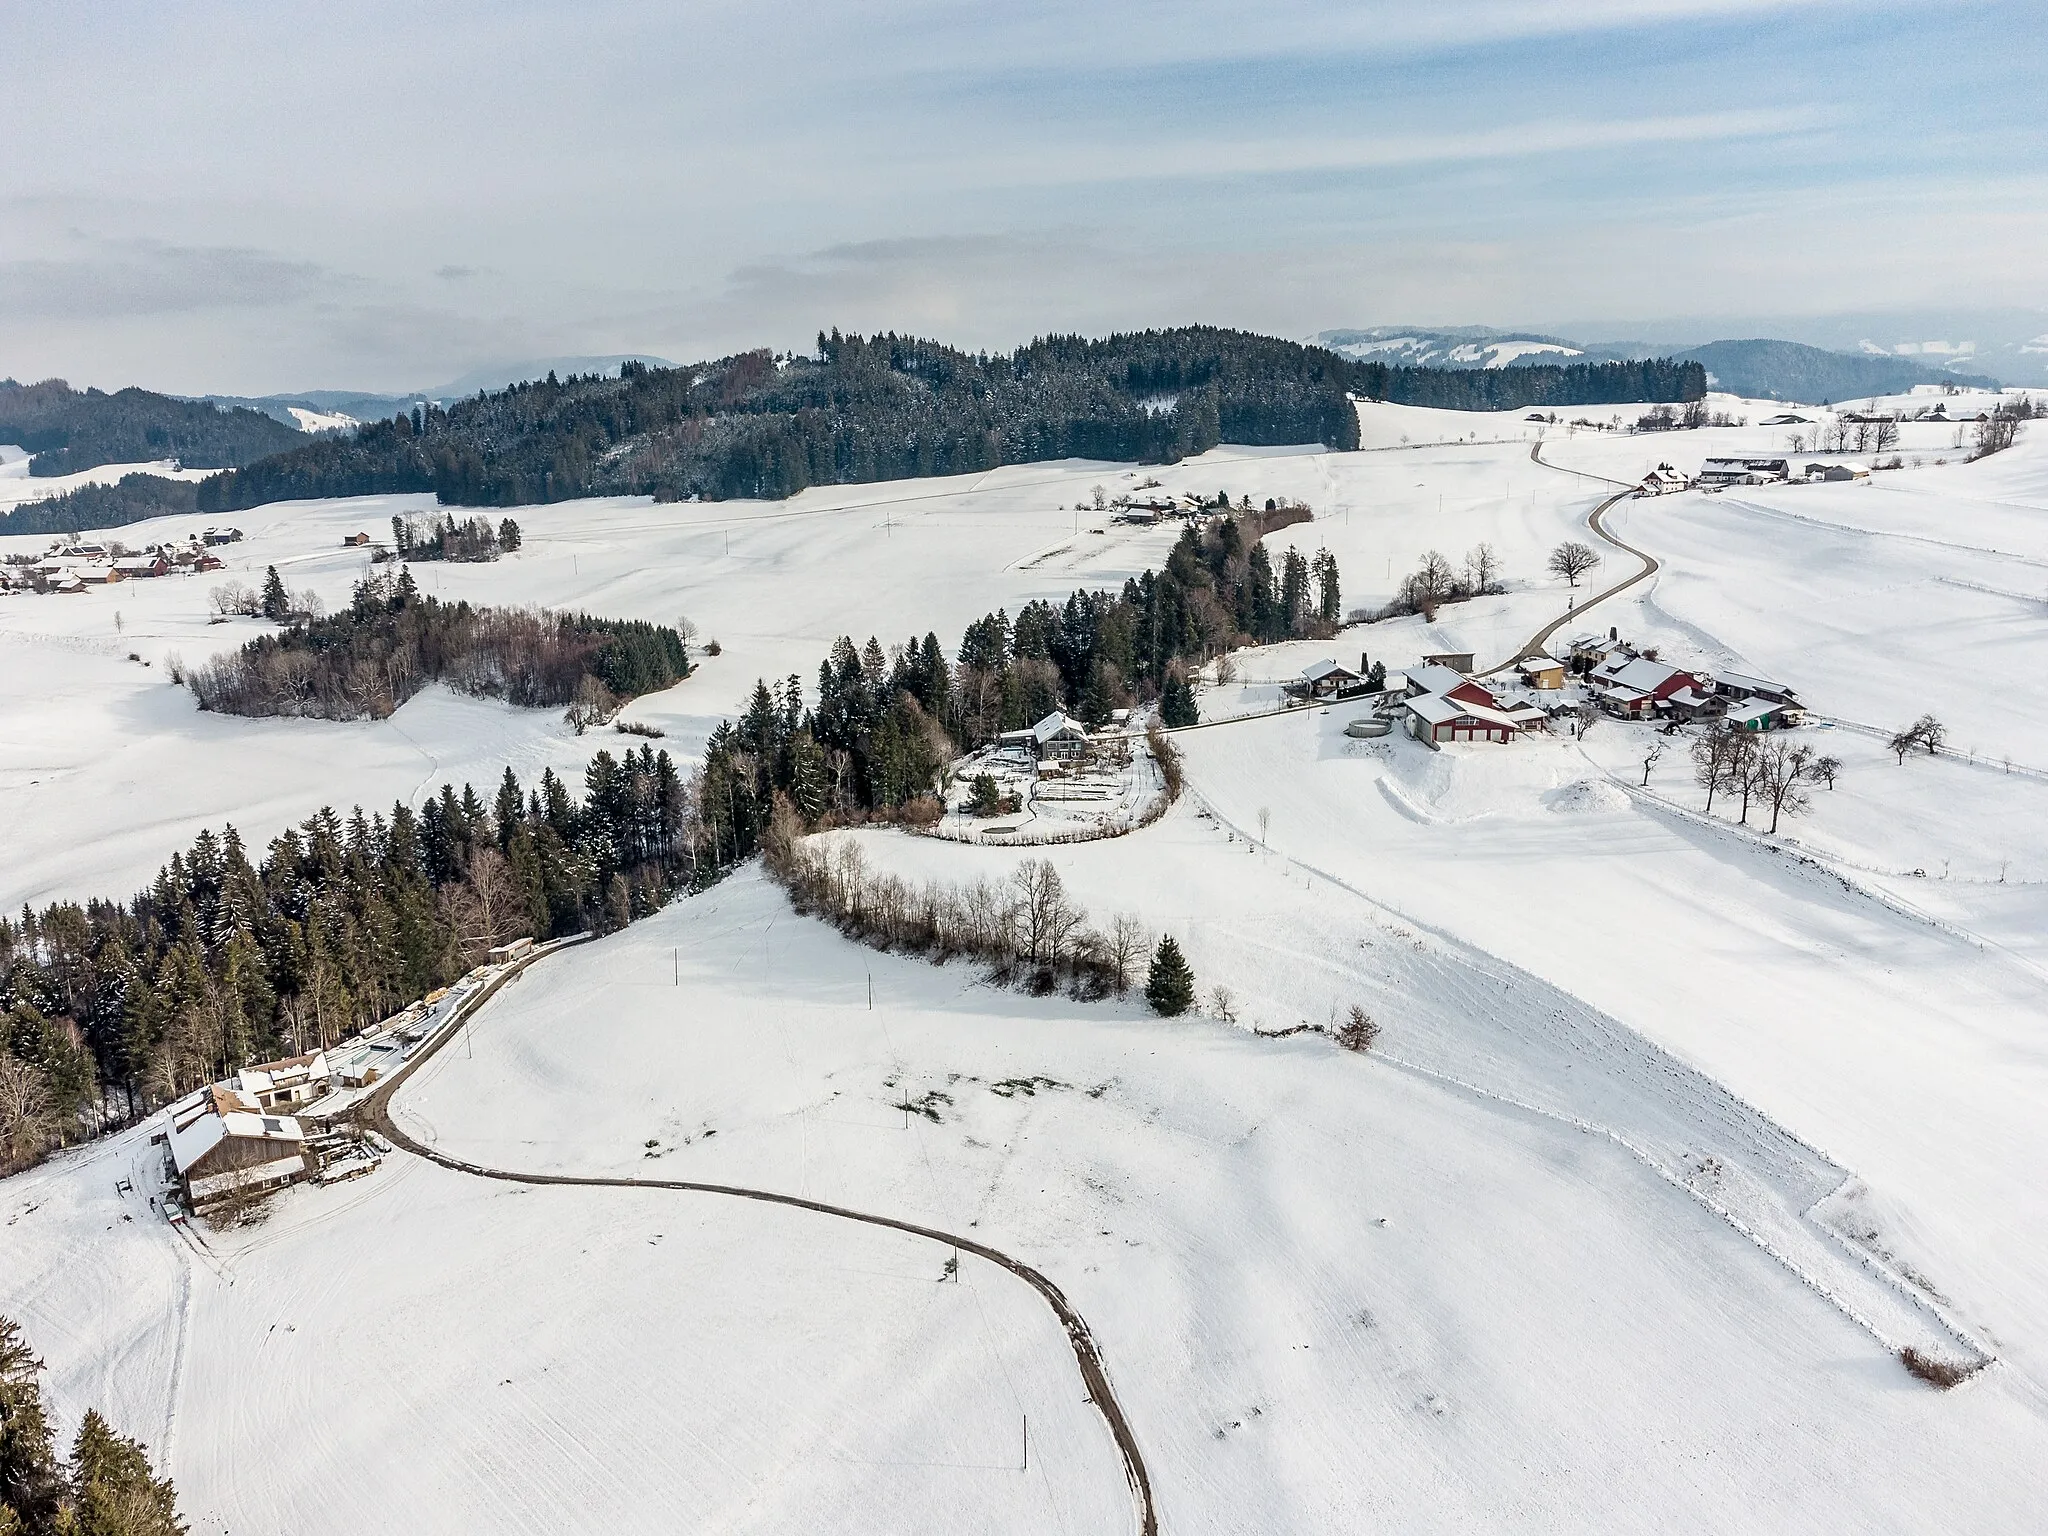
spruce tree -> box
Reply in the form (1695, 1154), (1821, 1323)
(64, 1410), (185, 1536)
(259, 565), (288, 622)
(1145, 935), (1196, 1016)
(1160, 674), (1197, 728)
(0, 1317), (62, 1534)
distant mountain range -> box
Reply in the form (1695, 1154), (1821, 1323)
(1315, 319), (2030, 401)
(189, 355), (677, 430)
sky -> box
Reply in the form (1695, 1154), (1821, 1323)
(2, 0), (2044, 394)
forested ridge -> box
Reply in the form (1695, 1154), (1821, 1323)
(0, 377), (303, 478)
(0, 473), (202, 537)
(192, 327), (1704, 511)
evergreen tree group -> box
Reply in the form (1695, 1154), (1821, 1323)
(0, 1315), (184, 1535)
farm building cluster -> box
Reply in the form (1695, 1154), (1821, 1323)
(0, 527), (243, 595)
(1291, 635), (1807, 749)
(151, 939), (537, 1214)
(943, 709), (1165, 841)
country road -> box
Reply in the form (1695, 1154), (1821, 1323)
(1480, 441), (1659, 674)
(356, 940), (1159, 1536)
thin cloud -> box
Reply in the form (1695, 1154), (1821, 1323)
(974, 107), (1831, 189)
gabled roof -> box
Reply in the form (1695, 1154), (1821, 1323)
(1299, 658), (1356, 683)
(1406, 663), (1471, 696)
(1409, 693), (1521, 730)
(1594, 655), (1692, 695)
(1518, 654), (1563, 672)
(167, 1106), (304, 1175)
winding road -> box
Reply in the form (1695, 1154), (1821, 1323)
(1480, 441), (1660, 675)
(357, 942), (1159, 1536)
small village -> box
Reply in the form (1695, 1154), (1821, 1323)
(0, 525), (243, 594)
(1284, 629), (1805, 747)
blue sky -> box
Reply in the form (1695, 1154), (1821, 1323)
(2, 0), (2041, 391)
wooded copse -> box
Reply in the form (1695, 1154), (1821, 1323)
(187, 327), (1706, 511)
(768, 828), (1150, 1000)
(186, 571), (689, 721)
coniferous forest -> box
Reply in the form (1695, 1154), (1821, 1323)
(0, 377), (304, 477)
(0, 473), (201, 537)
(190, 328), (1706, 511)
(0, 508), (1329, 1173)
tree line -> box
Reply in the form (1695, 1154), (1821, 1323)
(186, 329), (1706, 513)
(1350, 357), (1704, 411)
(185, 572), (688, 722)
(0, 377), (302, 478)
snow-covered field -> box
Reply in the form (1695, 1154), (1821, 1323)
(8, 395), (2048, 1532)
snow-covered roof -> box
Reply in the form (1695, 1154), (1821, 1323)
(238, 1050), (328, 1095)
(1725, 699), (1783, 725)
(1594, 656), (1690, 694)
(1715, 670), (1794, 698)
(1409, 693), (1521, 730)
(1299, 658), (1355, 683)
(1518, 654), (1563, 672)
(167, 1106), (304, 1175)
(1406, 663), (1471, 696)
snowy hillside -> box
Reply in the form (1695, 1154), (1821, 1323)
(6, 398), (2048, 1532)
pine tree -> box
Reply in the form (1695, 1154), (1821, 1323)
(1145, 936), (1196, 1016)
(497, 517), (522, 552)
(259, 566), (288, 622)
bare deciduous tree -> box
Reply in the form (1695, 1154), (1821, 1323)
(1105, 913), (1150, 993)
(1754, 739), (1813, 834)
(0, 1055), (56, 1172)
(1889, 714), (1946, 764)
(1464, 542), (1501, 596)
(1547, 541), (1601, 587)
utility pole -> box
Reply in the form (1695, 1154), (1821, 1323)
(1022, 1414), (1029, 1473)
(673, 947), (679, 986)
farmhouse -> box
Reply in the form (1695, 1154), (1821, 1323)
(1587, 654), (1708, 717)
(164, 1084), (310, 1207)
(1697, 457), (1790, 488)
(1291, 658), (1363, 699)
(1637, 464), (1690, 495)
(236, 1050), (332, 1110)
(998, 710), (1090, 762)
(1517, 654), (1565, 690)
(111, 554), (171, 580)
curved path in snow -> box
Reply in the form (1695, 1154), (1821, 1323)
(359, 943), (1158, 1536)
(1481, 441), (1659, 674)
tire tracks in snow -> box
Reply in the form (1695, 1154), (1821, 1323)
(358, 941), (1158, 1536)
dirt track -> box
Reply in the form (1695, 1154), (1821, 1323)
(358, 940), (1159, 1536)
